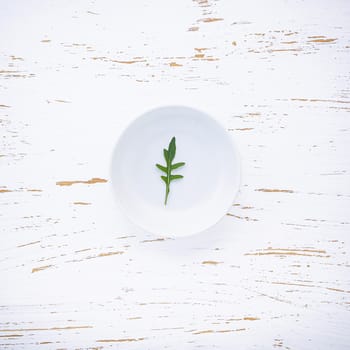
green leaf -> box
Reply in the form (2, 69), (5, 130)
(171, 162), (185, 170)
(156, 136), (185, 205)
(156, 164), (167, 173)
(170, 174), (183, 181)
(168, 137), (176, 162)
(163, 149), (169, 164)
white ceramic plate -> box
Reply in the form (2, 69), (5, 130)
(111, 106), (240, 237)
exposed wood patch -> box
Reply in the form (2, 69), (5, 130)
(308, 38), (337, 43)
(169, 62), (182, 67)
(96, 251), (124, 258)
(10, 55), (24, 61)
(141, 238), (166, 243)
(193, 329), (214, 335)
(232, 127), (254, 131)
(54, 99), (71, 103)
(255, 188), (294, 193)
(199, 18), (223, 23)
(291, 98), (349, 104)
(326, 287), (350, 294)
(91, 57), (146, 64)
(110, 59), (146, 64)
(270, 48), (302, 52)
(117, 235), (136, 240)
(56, 178), (107, 186)
(0, 334), (23, 338)
(31, 265), (53, 273)
(97, 338), (145, 343)
(202, 260), (222, 265)
(245, 248), (329, 258)
(74, 248), (92, 253)
(17, 240), (41, 248)
(227, 213), (258, 222)
(194, 48), (209, 52)
(227, 317), (260, 321)
(193, 328), (245, 335)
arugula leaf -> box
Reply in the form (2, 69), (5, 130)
(163, 149), (168, 158)
(155, 137), (185, 205)
(170, 174), (183, 180)
(171, 162), (185, 170)
(168, 137), (176, 162)
(156, 164), (167, 172)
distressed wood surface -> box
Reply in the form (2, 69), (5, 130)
(1, 0), (350, 349)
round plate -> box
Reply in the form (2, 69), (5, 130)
(111, 106), (240, 237)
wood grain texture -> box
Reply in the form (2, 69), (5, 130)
(1, 0), (349, 349)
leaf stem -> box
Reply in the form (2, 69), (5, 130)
(165, 151), (172, 205)
(165, 184), (169, 205)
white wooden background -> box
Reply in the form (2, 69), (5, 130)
(1, 0), (350, 349)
